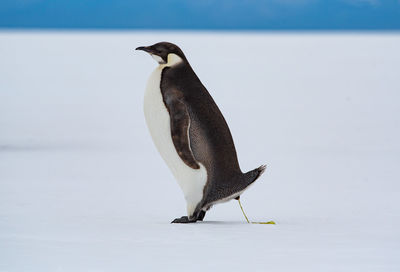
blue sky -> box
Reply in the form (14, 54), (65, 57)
(1, 0), (399, 30)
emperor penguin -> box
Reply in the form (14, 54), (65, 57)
(136, 42), (265, 223)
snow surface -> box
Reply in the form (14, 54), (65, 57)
(0, 32), (399, 271)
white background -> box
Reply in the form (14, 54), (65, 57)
(1, 32), (399, 271)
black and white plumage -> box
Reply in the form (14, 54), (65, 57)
(136, 42), (265, 223)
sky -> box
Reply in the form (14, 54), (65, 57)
(0, 0), (400, 30)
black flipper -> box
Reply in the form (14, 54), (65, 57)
(162, 88), (200, 170)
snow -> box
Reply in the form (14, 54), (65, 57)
(1, 31), (399, 271)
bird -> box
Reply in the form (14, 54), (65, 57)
(136, 42), (265, 223)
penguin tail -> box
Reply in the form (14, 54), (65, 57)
(243, 164), (267, 187)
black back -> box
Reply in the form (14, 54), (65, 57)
(160, 55), (250, 210)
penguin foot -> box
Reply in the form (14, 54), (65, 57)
(171, 216), (197, 224)
(197, 210), (206, 221)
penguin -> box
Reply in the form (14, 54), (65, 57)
(136, 42), (265, 223)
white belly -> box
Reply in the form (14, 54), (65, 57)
(143, 66), (207, 217)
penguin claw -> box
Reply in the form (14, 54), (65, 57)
(171, 216), (197, 224)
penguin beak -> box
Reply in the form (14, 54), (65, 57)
(136, 46), (151, 53)
(136, 45), (166, 64)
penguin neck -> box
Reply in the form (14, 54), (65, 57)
(159, 53), (185, 68)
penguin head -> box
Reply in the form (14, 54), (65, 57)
(136, 42), (186, 66)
